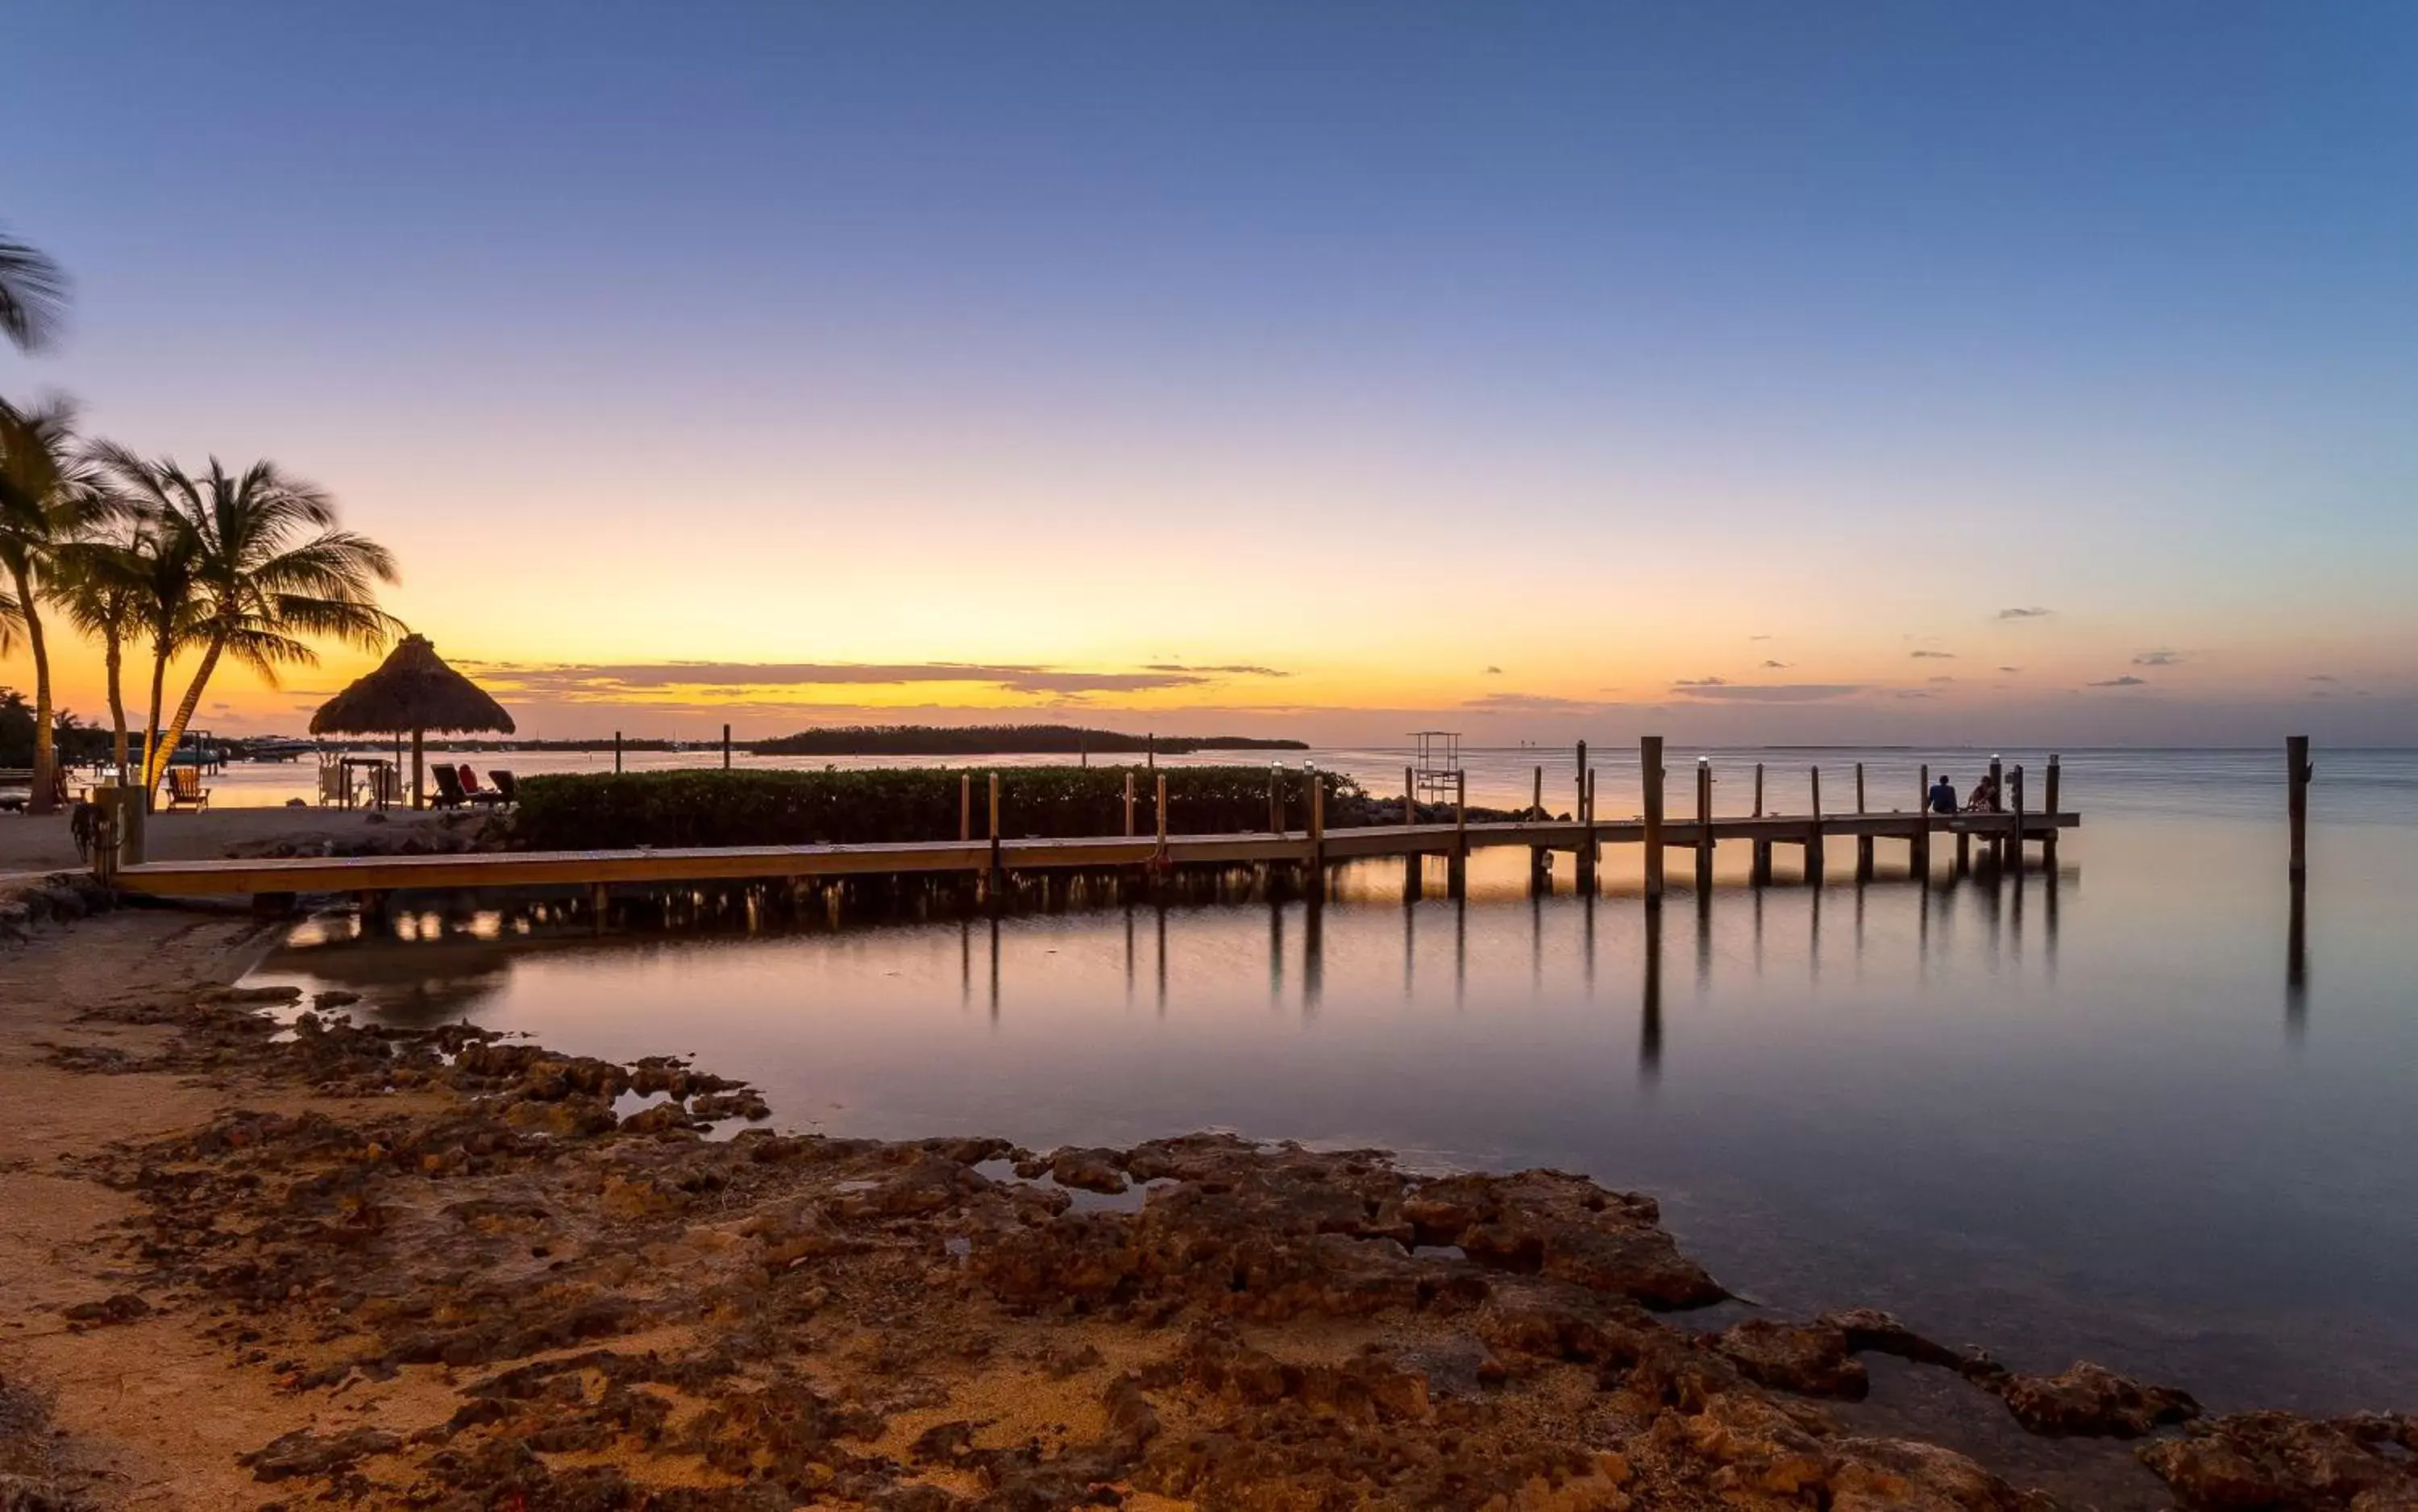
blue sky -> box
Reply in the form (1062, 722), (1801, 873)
(4, 2), (2414, 742)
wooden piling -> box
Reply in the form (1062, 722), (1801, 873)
(2287, 737), (2310, 875)
(2043, 754), (2062, 866)
(1694, 758), (1714, 893)
(1913, 762), (1932, 882)
(1124, 772), (1136, 837)
(987, 773), (1003, 893)
(1528, 764), (1548, 891)
(1450, 770), (1469, 898)
(1269, 768), (1282, 833)
(1309, 773), (1326, 887)
(1157, 774), (1170, 858)
(613, 730), (623, 775)
(722, 723), (732, 771)
(1853, 762), (1873, 879)
(1581, 767), (1599, 889)
(960, 774), (971, 841)
(1988, 754), (2006, 869)
(1405, 765), (1417, 826)
(1805, 766), (1825, 884)
(1751, 761), (1771, 885)
(2009, 765), (2026, 877)
(1640, 737), (1666, 899)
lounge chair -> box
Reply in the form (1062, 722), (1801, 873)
(163, 766), (211, 812)
(456, 765), (509, 807)
(485, 770), (518, 804)
(427, 764), (472, 809)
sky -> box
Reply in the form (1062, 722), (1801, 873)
(4, 1), (2415, 746)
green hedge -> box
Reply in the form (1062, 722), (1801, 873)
(509, 766), (1364, 850)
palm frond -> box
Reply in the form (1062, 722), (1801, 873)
(0, 233), (69, 354)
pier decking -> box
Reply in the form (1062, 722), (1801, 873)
(105, 808), (2075, 900)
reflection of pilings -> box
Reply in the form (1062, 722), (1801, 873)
(2043, 862), (2059, 980)
(1304, 894), (1323, 1017)
(1695, 883), (1712, 990)
(1404, 897), (1416, 999)
(1582, 889), (1596, 998)
(1916, 872), (1930, 982)
(1156, 903), (1168, 1016)
(1641, 899), (1664, 1082)
(1751, 886), (1764, 977)
(987, 912), (1001, 1023)
(2287, 869), (2308, 1037)
(962, 916), (972, 1010)
(1808, 881), (1823, 982)
(1269, 902), (1285, 1005)
(1453, 895), (1467, 1009)
(1124, 903), (1135, 1005)
(1531, 892), (1543, 996)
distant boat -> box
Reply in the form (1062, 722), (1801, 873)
(247, 737), (314, 762)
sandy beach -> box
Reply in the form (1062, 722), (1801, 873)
(1, 904), (2409, 1510)
(0, 807), (485, 883)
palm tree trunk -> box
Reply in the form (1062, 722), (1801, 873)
(148, 636), (224, 796)
(6, 559), (55, 814)
(103, 628), (128, 777)
(140, 637), (173, 808)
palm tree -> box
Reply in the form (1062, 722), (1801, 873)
(0, 396), (106, 811)
(91, 449), (400, 793)
(0, 231), (68, 354)
(48, 529), (157, 778)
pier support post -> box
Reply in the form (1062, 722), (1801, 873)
(987, 773), (1003, 897)
(1751, 761), (1771, 886)
(613, 729), (623, 775)
(1124, 773), (1136, 837)
(1694, 758), (1714, 895)
(1405, 764), (1416, 826)
(1805, 766), (1825, 885)
(1308, 773), (1325, 898)
(722, 723), (731, 771)
(1641, 737), (1666, 899)
(1449, 771), (1468, 898)
(1527, 765), (1548, 891)
(2009, 765), (2025, 878)
(1855, 762), (1874, 882)
(1988, 754), (2005, 870)
(2287, 737), (2311, 875)
(1915, 763), (1931, 883)
(2043, 754), (2062, 868)
(961, 774), (972, 842)
(1580, 767), (1598, 892)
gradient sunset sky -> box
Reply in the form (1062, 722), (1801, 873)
(6, 2), (2414, 746)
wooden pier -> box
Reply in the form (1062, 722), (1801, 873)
(98, 738), (2076, 903)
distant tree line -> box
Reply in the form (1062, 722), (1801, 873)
(746, 724), (1307, 756)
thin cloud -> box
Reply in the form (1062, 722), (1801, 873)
(1997, 666), (2021, 674)
(2088, 675), (2149, 687)
(1140, 663), (1290, 677)
(1672, 676), (1730, 687)
(1760, 659), (1789, 669)
(2133, 650), (2185, 667)
(1675, 683), (1863, 704)
(1482, 665), (1504, 675)
(1926, 675), (1955, 684)
(1460, 692), (1609, 714)
(2308, 674), (2339, 683)
(467, 661), (1213, 700)
(1747, 633), (1773, 642)
(1996, 607), (2054, 620)
(1909, 650), (1957, 660)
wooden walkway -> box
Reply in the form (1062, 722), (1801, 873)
(106, 809), (2075, 899)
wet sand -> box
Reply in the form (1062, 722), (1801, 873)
(0, 909), (2408, 1510)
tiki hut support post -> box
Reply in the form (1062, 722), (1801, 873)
(310, 635), (516, 811)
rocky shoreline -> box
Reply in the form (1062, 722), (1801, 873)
(0, 913), (2412, 1510)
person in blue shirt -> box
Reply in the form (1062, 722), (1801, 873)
(1928, 775), (1959, 814)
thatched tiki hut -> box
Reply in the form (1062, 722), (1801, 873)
(310, 634), (514, 809)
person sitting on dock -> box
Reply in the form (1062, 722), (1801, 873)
(1963, 772), (2000, 812)
(1928, 775), (1959, 815)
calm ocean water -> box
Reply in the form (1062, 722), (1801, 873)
(241, 746), (2418, 1413)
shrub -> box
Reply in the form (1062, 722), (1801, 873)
(509, 765), (1363, 850)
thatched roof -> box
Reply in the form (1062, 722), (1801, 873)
(310, 634), (517, 737)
